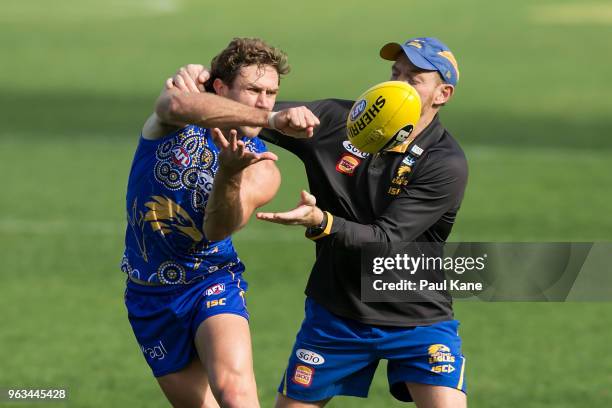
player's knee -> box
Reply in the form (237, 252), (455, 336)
(157, 378), (207, 408)
(214, 385), (251, 408)
(211, 376), (255, 408)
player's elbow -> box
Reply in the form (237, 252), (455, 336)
(204, 223), (230, 242)
(203, 213), (231, 242)
(204, 229), (229, 242)
(258, 164), (281, 207)
(156, 91), (189, 125)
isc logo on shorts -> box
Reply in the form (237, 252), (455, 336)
(206, 298), (226, 308)
(431, 364), (455, 374)
(293, 365), (314, 387)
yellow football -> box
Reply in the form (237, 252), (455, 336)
(346, 81), (421, 154)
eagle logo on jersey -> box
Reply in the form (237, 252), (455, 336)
(390, 164), (412, 192)
(144, 195), (204, 243)
(397, 165), (412, 177)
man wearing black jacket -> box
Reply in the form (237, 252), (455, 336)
(257, 37), (467, 408)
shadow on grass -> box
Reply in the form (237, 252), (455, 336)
(2, 90), (612, 150)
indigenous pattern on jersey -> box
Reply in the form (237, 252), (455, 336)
(122, 125), (267, 284)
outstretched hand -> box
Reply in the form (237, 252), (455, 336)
(212, 128), (278, 175)
(256, 190), (324, 227)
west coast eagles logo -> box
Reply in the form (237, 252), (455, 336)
(128, 195), (205, 261)
(428, 344), (456, 374)
(126, 195), (206, 283)
(144, 195), (204, 243)
(388, 162), (413, 196)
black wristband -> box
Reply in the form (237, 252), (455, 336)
(306, 211), (328, 237)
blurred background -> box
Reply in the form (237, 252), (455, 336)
(1, 0), (611, 406)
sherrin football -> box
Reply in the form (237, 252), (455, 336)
(346, 81), (421, 154)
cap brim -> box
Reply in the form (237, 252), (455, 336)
(401, 45), (437, 71)
(379, 43), (402, 60)
(380, 42), (438, 72)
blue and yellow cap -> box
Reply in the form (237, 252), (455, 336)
(379, 37), (460, 86)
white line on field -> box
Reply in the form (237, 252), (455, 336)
(0, 0), (181, 23)
(0, 218), (304, 242)
(530, 3), (612, 24)
(0, 219), (123, 235)
(146, 0), (180, 14)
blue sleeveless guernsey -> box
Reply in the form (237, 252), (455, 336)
(121, 125), (267, 285)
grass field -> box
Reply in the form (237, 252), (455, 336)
(1, 0), (612, 407)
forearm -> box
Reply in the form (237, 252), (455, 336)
(308, 175), (465, 248)
(203, 169), (245, 241)
(156, 89), (270, 128)
(310, 199), (454, 248)
(308, 214), (393, 248)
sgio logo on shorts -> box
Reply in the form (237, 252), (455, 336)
(296, 349), (325, 365)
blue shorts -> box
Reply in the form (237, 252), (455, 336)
(279, 298), (466, 402)
(124, 268), (248, 377)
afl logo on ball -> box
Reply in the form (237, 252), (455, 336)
(349, 99), (367, 121)
(171, 146), (192, 167)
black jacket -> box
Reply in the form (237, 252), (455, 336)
(261, 99), (468, 326)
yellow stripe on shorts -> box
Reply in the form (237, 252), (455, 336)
(283, 369), (288, 396)
(457, 356), (466, 390)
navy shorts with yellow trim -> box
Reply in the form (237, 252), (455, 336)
(124, 267), (248, 377)
(279, 298), (466, 402)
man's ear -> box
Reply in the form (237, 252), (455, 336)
(213, 78), (228, 96)
(434, 84), (454, 105)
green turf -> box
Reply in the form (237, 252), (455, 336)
(2, 0), (612, 406)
